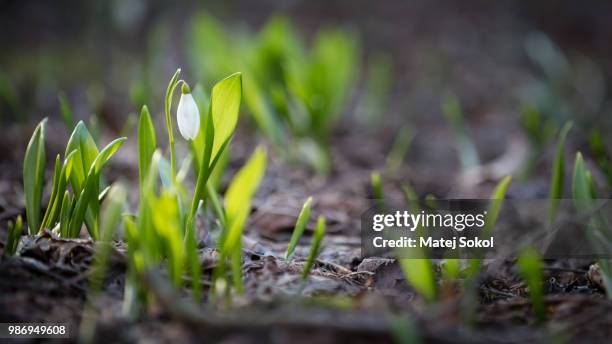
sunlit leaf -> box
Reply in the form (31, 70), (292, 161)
(285, 197), (313, 259)
(68, 138), (126, 239)
(211, 72), (242, 162)
(65, 121), (99, 195)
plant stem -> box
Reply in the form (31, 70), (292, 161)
(164, 69), (182, 182)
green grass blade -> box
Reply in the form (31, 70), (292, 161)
(467, 175), (512, 276)
(285, 197), (313, 260)
(302, 216), (326, 280)
(23, 118), (47, 234)
(138, 105), (157, 190)
(517, 247), (545, 322)
(549, 121), (573, 222)
(483, 175), (512, 237)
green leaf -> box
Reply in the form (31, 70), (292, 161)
(4, 215), (23, 256)
(302, 216), (326, 280)
(468, 175), (512, 277)
(164, 68), (181, 180)
(483, 175), (512, 237)
(223, 147), (267, 253)
(41, 150), (78, 230)
(23, 118), (47, 234)
(59, 190), (73, 237)
(69, 138), (127, 239)
(65, 121), (99, 195)
(138, 105), (156, 189)
(211, 72), (242, 162)
(221, 147), (267, 293)
(285, 197), (313, 259)
(572, 152), (594, 214)
(549, 121), (573, 222)
(399, 258), (437, 302)
(189, 84), (210, 172)
(152, 191), (184, 289)
(517, 247), (545, 322)
(371, 171), (386, 211)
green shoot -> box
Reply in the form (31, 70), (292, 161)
(220, 147), (267, 293)
(189, 15), (360, 171)
(399, 258), (437, 302)
(22, 117), (125, 239)
(137, 105), (156, 190)
(571, 152), (612, 297)
(302, 216), (326, 280)
(4, 215), (23, 256)
(442, 94), (479, 169)
(549, 121), (573, 223)
(517, 247), (545, 322)
(483, 176), (512, 237)
(467, 175), (512, 277)
(66, 137), (127, 239)
(164, 68), (182, 181)
(371, 171), (384, 210)
(360, 53), (393, 125)
(58, 91), (74, 130)
(23, 118), (47, 234)
(385, 126), (414, 175)
(285, 197), (313, 260)
(589, 129), (612, 187)
(397, 188), (437, 302)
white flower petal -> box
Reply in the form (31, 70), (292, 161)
(177, 93), (200, 140)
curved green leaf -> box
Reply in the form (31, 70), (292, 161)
(138, 105), (156, 189)
(211, 72), (242, 162)
(285, 197), (313, 259)
(65, 121), (98, 194)
(23, 118), (47, 234)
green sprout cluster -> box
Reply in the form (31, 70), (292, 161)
(190, 14), (360, 173)
(23, 118), (126, 239)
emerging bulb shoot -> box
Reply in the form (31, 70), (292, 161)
(177, 83), (200, 140)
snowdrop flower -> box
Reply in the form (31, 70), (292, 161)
(177, 83), (200, 140)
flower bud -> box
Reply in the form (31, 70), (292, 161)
(177, 83), (200, 140)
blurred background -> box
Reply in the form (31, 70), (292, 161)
(1, 0), (612, 188)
